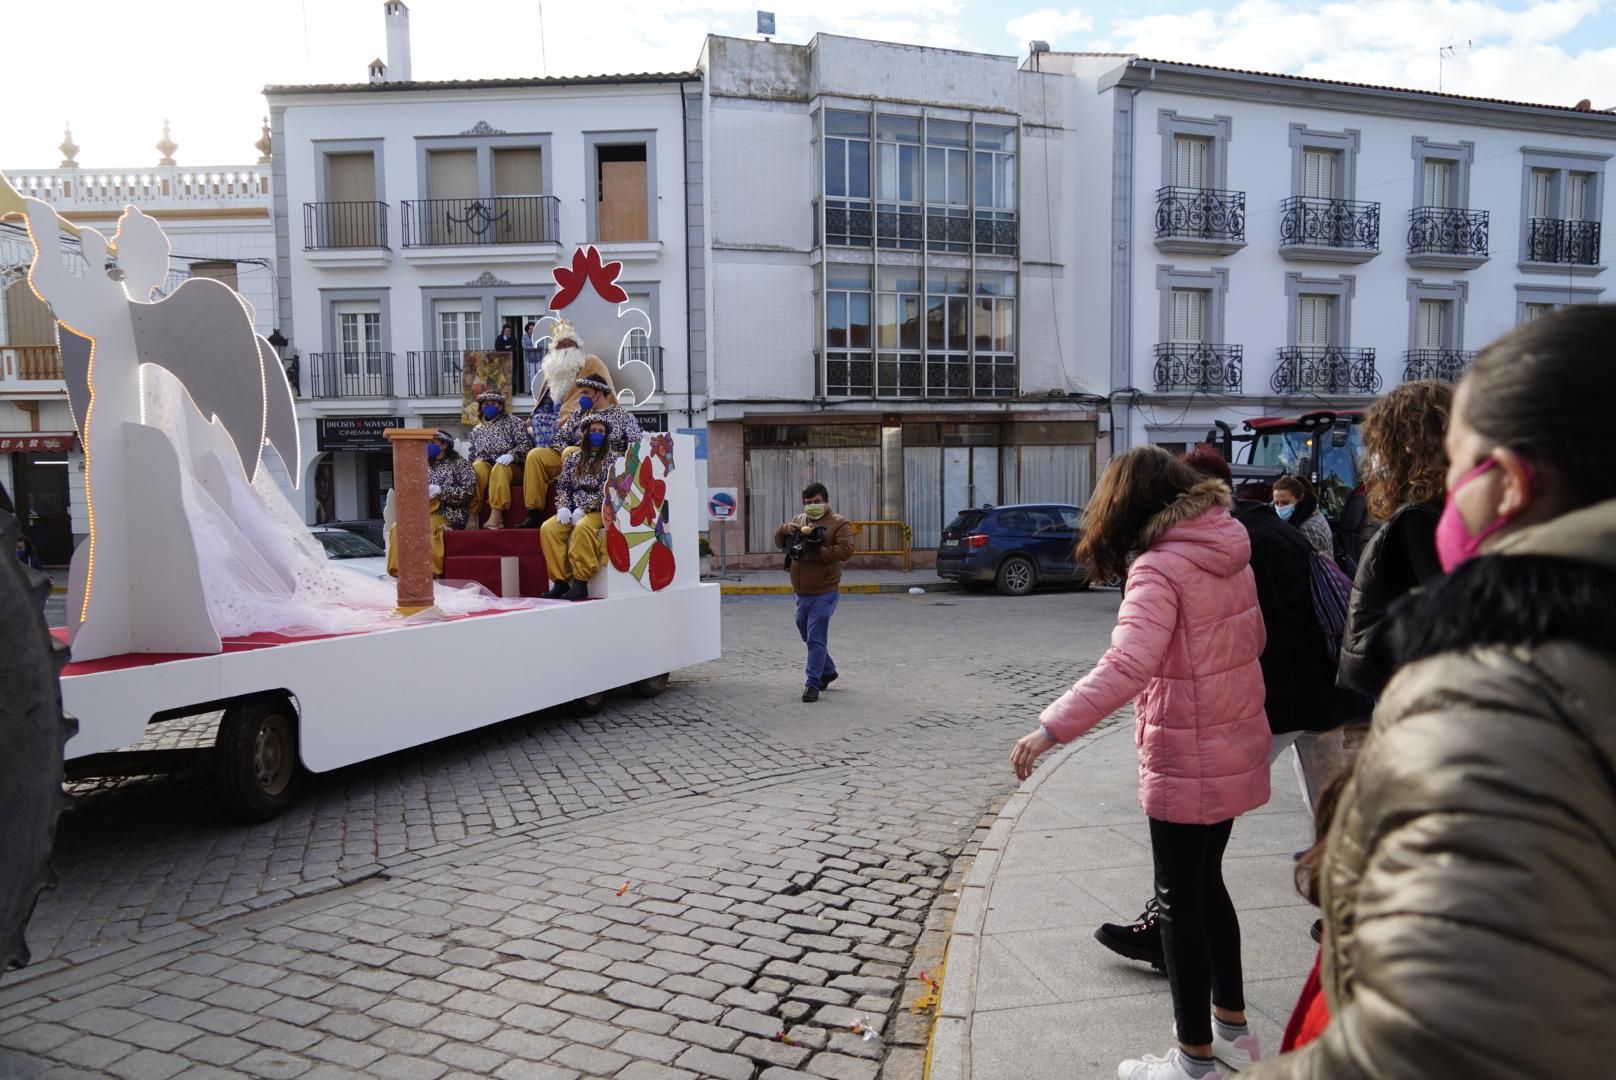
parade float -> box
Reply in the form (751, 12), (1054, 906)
(0, 172), (720, 832)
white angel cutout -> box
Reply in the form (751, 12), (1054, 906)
(538, 246), (659, 409)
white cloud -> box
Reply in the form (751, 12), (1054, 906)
(1006, 7), (1095, 49)
(1094, 0), (1616, 106)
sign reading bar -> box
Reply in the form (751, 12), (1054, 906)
(0, 433), (77, 453)
(317, 417), (404, 451)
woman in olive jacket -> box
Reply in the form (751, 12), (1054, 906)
(1245, 305), (1616, 1079)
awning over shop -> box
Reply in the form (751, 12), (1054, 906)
(0, 433), (77, 453)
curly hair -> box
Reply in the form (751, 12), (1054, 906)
(1360, 380), (1454, 521)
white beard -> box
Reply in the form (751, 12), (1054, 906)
(542, 346), (587, 400)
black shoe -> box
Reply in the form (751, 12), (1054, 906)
(517, 510), (543, 529)
(543, 579), (570, 600)
(802, 687), (819, 703)
(564, 580), (590, 602)
(1094, 898), (1165, 972)
(1310, 918), (1324, 944)
(820, 670), (839, 689)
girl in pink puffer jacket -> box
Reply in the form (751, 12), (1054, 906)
(1011, 446), (1270, 1080)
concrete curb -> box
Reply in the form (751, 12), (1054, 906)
(925, 737), (1088, 1080)
(718, 580), (962, 596)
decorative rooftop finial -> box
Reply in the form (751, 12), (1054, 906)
(156, 119), (178, 166)
(59, 123), (80, 168)
(256, 117), (272, 164)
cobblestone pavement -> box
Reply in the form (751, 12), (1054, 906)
(2, 588), (1118, 1079)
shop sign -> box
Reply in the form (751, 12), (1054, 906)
(317, 417), (403, 451)
(0, 433), (77, 453)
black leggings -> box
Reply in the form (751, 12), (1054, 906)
(1148, 817), (1245, 1047)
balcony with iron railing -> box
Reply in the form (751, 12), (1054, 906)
(622, 343), (665, 394)
(1406, 207), (1489, 269)
(1402, 349), (1476, 383)
(0, 345), (65, 384)
(1523, 218), (1603, 274)
(406, 351), (465, 398)
(1153, 343), (1243, 393)
(308, 352), (395, 399)
(1279, 196), (1381, 263)
(303, 202), (389, 250)
(1155, 188), (1247, 255)
(401, 195), (561, 248)
(817, 198), (1015, 256)
(1272, 346), (1382, 395)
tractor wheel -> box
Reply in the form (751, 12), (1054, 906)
(0, 504), (76, 971)
(214, 693), (302, 823)
(568, 690), (609, 717)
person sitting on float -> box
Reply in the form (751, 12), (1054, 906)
(468, 389), (533, 529)
(518, 319), (616, 527)
(426, 429), (477, 531)
(540, 413), (617, 602)
(557, 374), (643, 457)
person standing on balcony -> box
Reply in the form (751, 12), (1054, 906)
(468, 390), (532, 530)
(493, 323), (517, 356)
(521, 320), (543, 377)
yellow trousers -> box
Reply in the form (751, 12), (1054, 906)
(387, 507), (447, 577)
(472, 459), (514, 513)
(523, 448), (563, 510)
(541, 511), (606, 583)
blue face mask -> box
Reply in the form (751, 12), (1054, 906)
(1274, 502), (1296, 521)
(586, 431), (606, 449)
(426, 442), (442, 460)
(481, 404), (500, 421)
(577, 395), (594, 412)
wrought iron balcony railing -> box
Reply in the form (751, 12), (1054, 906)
(1526, 218), (1601, 265)
(309, 352), (395, 399)
(1153, 343), (1243, 393)
(303, 201), (389, 250)
(1272, 346), (1381, 395)
(401, 195), (561, 247)
(1279, 196), (1380, 252)
(622, 343), (665, 390)
(1402, 349), (1477, 383)
(1156, 187), (1246, 244)
(1407, 207), (1489, 258)
(406, 351), (465, 397)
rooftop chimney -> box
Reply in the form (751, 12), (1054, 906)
(369, 58), (387, 83)
(385, 1), (412, 82)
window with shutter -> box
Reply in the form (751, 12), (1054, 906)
(1568, 172), (1591, 221)
(1302, 151), (1337, 199)
(1528, 169), (1554, 221)
(1423, 161), (1452, 208)
(1172, 136), (1209, 189)
(1417, 300), (1446, 349)
(1169, 289), (1206, 343)
(1522, 302), (1554, 323)
(1297, 295), (1332, 346)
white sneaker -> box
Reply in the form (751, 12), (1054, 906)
(1117, 1049), (1223, 1080)
(1212, 1028), (1261, 1072)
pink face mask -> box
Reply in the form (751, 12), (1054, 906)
(1434, 458), (1530, 573)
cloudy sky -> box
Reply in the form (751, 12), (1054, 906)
(4, 0), (1614, 168)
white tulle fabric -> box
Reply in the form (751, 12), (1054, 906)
(143, 366), (537, 638)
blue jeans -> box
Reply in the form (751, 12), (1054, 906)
(794, 590), (839, 689)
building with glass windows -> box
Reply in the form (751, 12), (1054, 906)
(695, 34), (1103, 565)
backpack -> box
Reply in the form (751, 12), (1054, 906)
(1308, 550), (1354, 660)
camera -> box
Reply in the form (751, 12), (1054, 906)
(783, 525), (827, 569)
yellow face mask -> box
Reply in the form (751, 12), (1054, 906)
(804, 504), (828, 520)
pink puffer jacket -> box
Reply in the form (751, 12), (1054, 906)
(1041, 482), (1271, 824)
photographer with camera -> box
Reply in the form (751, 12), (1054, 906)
(774, 482), (855, 702)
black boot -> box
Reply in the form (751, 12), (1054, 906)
(1094, 898), (1165, 972)
(543, 579), (570, 600)
(517, 510), (543, 529)
(564, 579), (590, 602)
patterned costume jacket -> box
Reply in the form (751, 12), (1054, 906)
(559, 405), (643, 455)
(529, 387), (562, 451)
(555, 450), (612, 516)
(428, 456), (477, 530)
(469, 412), (534, 466)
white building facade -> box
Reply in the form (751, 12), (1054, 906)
(696, 34), (1101, 564)
(0, 151), (276, 564)
(1047, 55), (1614, 456)
(267, 11), (699, 525)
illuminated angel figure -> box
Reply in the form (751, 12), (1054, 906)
(3, 173), (300, 660)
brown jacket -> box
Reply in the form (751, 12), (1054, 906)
(1245, 497), (1616, 1079)
(774, 511), (855, 595)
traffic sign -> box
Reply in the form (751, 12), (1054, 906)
(706, 488), (738, 522)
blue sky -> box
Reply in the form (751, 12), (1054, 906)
(4, 0), (1614, 168)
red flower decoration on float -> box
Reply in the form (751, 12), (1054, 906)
(549, 245), (629, 310)
(630, 456), (666, 528)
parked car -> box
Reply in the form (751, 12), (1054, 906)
(936, 503), (1088, 596)
(311, 526), (390, 581)
(318, 518), (386, 548)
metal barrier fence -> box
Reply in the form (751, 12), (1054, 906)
(848, 520), (912, 572)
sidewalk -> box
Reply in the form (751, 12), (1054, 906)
(933, 724), (1319, 1080)
(713, 568), (962, 595)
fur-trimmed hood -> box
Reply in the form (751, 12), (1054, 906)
(1136, 480), (1249, 580)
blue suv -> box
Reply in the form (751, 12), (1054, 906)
(936, 503), (1089, 596)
